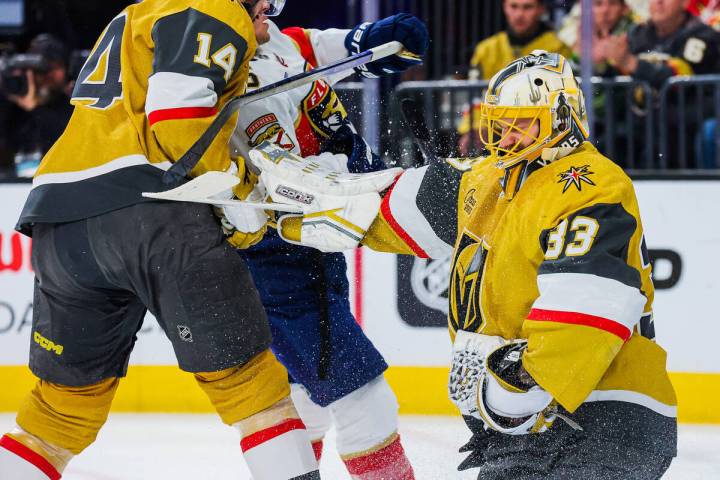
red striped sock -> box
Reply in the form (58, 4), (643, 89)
(344, 436), (415, 480)
(0, 435), (61, 480)
(240, 419), (319, 479)
(311, 440), (323, 462)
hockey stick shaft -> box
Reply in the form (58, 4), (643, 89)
(163, 41), (405, 186)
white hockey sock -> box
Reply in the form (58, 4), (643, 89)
(0, 435), (61, 480)
(237, 419), (319, 480)
(330, 376), (415, 480)
(290, 384), (332, 462)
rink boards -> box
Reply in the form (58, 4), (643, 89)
(1, 179), (719, 423)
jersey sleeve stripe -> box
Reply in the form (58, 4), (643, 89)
(380, 178), (429, 258)
(528, 308), (632, 341)
(384, 167), (454, 259)
(281, 27), (318, 66)
(147, 106), (218, 126)
(530, 272), (646, 339)
(146, 72), (218, 123)
(31, 155), (170, 188)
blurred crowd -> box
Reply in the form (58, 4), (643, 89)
(458, 0), (720, 167)
(0, 0), (718, 178)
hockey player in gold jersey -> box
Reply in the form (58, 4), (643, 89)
(0, 1), (322, 479)
(250, 51), (677, 478)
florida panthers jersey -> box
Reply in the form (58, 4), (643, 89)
(365, 143), (677, 456)
(233, 22), (390, 406)
(232, 21), (353, 159)
(17, 0), (256, 234)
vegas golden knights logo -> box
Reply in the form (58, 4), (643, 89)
(449, 233), (488, 333)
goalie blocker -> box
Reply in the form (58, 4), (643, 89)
(249, 142), (401, 252)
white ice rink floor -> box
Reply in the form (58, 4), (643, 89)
(1, 414), (719, 479)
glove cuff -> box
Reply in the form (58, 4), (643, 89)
(345, 22), (379, 78)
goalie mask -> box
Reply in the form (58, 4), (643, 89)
(480, 51), (589, 170)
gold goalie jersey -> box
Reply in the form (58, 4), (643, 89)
(17, 0), (256, 234)
(365, 143), (677, 456)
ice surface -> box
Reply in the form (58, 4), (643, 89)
(0, 414), (717, 479)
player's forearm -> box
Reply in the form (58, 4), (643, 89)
(361, 212), (421, 256)
(521, 324), (625, 413)
(309, 28), (353, 65)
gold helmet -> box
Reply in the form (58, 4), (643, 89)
(480, 51), (589, 169)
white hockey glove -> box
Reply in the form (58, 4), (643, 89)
(448, 331), (556, 436)
(249, 141), (401, 252)
(212, 161), (269, 249)
(448, 331), (506, 418)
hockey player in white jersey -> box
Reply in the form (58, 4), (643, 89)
(225, 2), (428, 479)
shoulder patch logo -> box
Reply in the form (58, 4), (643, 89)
(557, 165), (595, 193)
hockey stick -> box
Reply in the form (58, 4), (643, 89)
(162, 40), (406, 186)
(142, 171), (303, 213)
(399, 97), (440, 165)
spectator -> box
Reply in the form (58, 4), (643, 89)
(0, 34), (73, 177)
(687, 0), (720, 30)
(570, 0), (636, 76)
(458, 0), (572, 155)
(602, 0), (720, 167)
(603, 0), (720, 87)
(468, 0), (572, 81)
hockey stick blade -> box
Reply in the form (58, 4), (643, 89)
(145, 171), (239, 199)
(143, 194), (304, 213)
(142, 171), (303, 213)
(163, 41), (405, 186)
(399, 97), (440, 165)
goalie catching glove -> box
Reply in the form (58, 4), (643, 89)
(448, 331), (557, 435)
(249, 141), (401, 252)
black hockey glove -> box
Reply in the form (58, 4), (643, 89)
(345, 13), (428, 78)
(320, 124), (386, 174)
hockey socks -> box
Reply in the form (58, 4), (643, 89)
(238, 417), (319, 480)
(0, 431), (69, 480)
(342, 434), (414, 480)
(311, 440), (324, 462)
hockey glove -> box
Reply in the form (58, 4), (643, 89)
(249, 141), (401, 252)
(320, 123), (386, 174)
(213, 159), (269, 249)
(449, 332), (556, 436)
(476, 342), (556, 435)
(448, 331), (506, 419)
(345, 13), (428, 78)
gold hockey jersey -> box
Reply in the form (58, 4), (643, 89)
(17, 0), (256, 234)
(365, 143), (677, 455)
